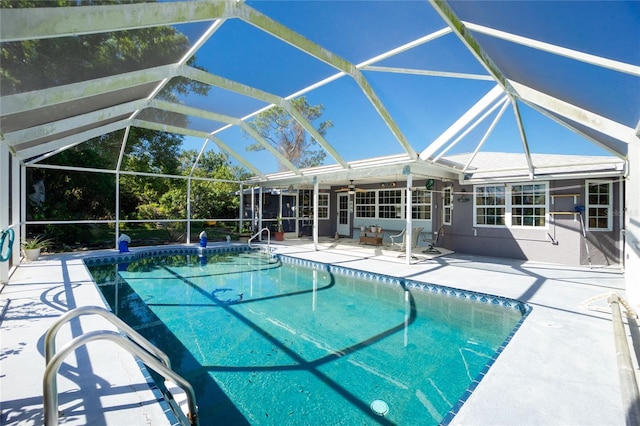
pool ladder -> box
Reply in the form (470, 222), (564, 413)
(43, 306), (198, 426)
(248, 227), (271, 253)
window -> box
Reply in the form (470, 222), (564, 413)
(443, 187), (452, 225)
(318, 193), (329, 219)
(473, 183), (548, 228)
(297, 190), (329, 220)
(352, 187), (431, 221)
(355, 191), (376, 218)
(298, 189), (313, 220)
(586, 180), (612, 231)
(298, 189), (329, 220)
(412, 189), (431, 220)
(475, 185), (506, 226)
(511, 184), (546, 227)
(378, 189), (403, 218)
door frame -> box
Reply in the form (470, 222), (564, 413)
(336, 193), (351, 236)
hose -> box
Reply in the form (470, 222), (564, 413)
(0, 228), (15, 262)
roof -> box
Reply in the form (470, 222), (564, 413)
(443, 152), (626, 183)
(1, 1), (638, 186)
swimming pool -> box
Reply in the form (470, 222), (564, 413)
(87, 247), (530, 425)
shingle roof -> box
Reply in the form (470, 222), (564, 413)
(443, 152), (625, 182)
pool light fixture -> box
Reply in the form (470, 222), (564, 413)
(370, 399), (389, 416)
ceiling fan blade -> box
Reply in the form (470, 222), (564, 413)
(335, 180), (364, 193)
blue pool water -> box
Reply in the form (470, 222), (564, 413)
(87, 248), (528, 425)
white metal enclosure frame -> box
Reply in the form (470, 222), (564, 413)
(0, 1), (638, 304)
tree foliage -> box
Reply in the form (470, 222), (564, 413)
(129, 150), (250, 222)
(27, 145), (247, 244)
(244, 96), (332, 170)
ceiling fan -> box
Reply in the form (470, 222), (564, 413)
(336, 180), (366, 193)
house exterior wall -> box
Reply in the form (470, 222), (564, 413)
(436, 178), (622, 267)
(302, 175), (622, 268)
(329, 181), (436, 245)
(318, 213), (332, 237)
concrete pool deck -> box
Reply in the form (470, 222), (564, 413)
(0, 239), (632, 425)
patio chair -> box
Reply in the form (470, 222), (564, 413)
(389, 229), (406, 248)
(421, 225), (443, 254)
(389, 227), (423, 251)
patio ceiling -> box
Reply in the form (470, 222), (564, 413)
(1, 1), (638, 186)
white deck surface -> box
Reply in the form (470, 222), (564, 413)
(0, 239), (630, 425)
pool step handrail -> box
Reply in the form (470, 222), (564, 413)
(44, 306), (171, 368)
(248, 227), (271, 252)
(43, 306), (198, 426)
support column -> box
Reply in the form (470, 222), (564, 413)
(115, 171), (120, 249)
(11, 154), (21, 266)
(186, 177), (192, 244)
(1, 143), (10, 284)
(251, 186), (256, 233)
(625, 132), (640, 308)
(313, 176), (319, 250)
(258, 187), (263, 240)
(404, 166), (413, 265)
(20, 165), (26, 242)
(115, 127), (129, 249)
(239, 183), (244, 234)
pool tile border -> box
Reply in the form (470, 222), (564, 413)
(83, 245), (532, 425)
(279, 255), (530, 315)
(83, 243), (252, 266)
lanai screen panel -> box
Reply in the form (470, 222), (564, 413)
(448, 1), (640, 138)
(1, 1), (638, 178)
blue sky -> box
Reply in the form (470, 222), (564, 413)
(171, 1), (638, 174)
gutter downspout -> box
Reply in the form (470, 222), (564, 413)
(404, 166), (413, 264)
(621, 167), (627, 271)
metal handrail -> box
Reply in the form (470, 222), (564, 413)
(248, 227), (271, 252)
(44, 305), (170, 368)
(43, 306), (197, 425)
(43, 330), (198, 426)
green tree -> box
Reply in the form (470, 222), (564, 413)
(25, 134), (118, 223)
(155, 150), (249, 221)
(244, 96), (332, 170)
(118, 128), (184, 219)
